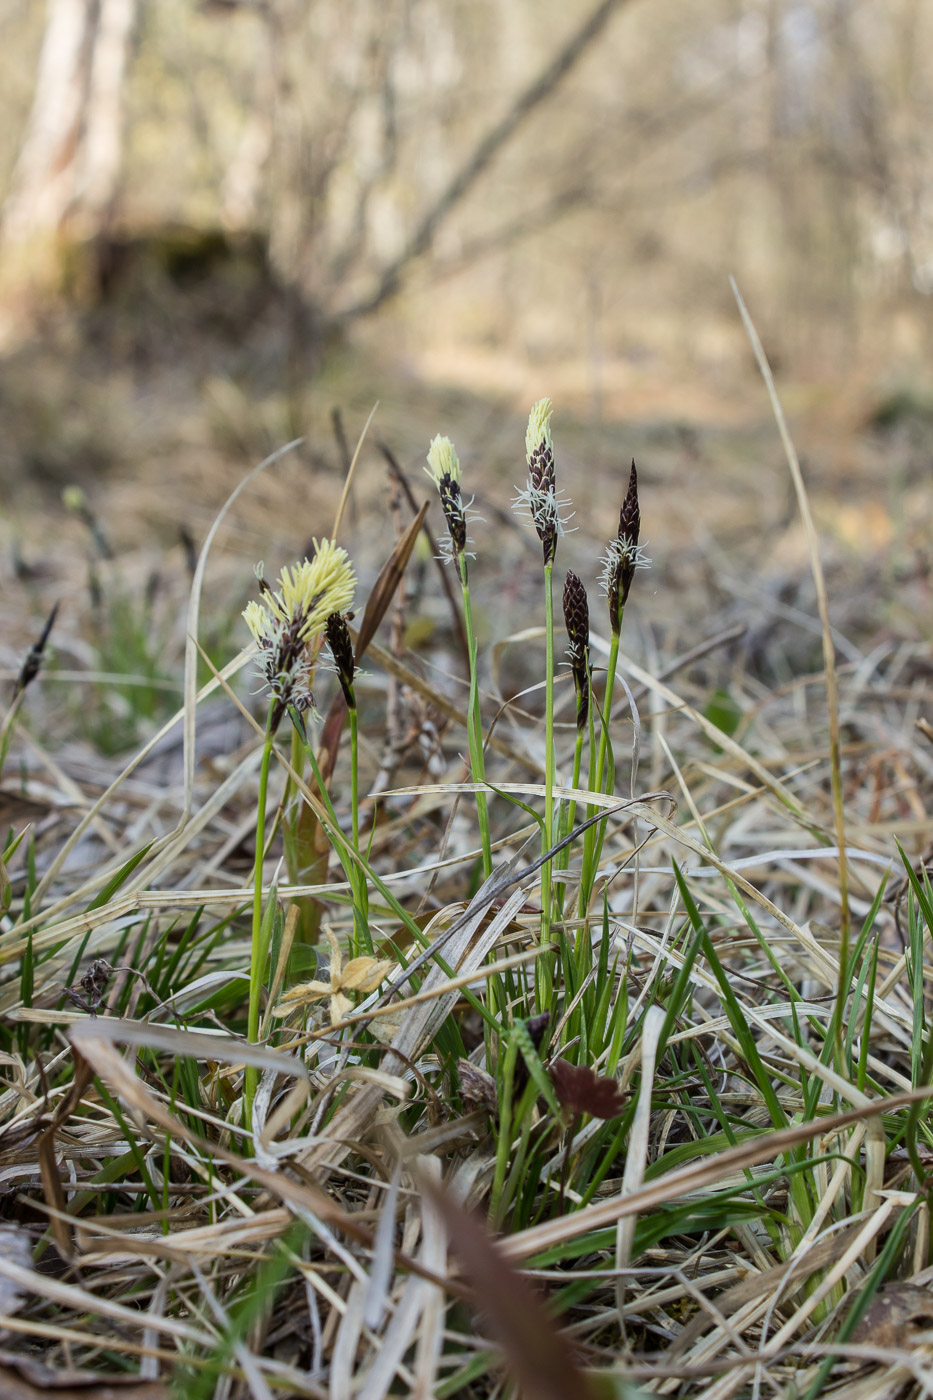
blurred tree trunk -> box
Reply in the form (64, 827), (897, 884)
(221, 4), (279, 232)
(81, 0), (137, 226)
(2, 0), (136, 253)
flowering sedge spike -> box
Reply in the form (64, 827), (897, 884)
(243, 541), (356, 729)
(562, 570), (590, 731)
(425, 434), (469, 564)
(325, 611), (356, 709)
(514, 397), (573, 566)
(13, 601), (60, 698)
(427, 433), (492, 876)
(601, 459), (649, 634)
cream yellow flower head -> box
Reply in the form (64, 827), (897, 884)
(514, 396), (572, 567)
(425, 434), (461, 488)
(62, 485), (87, 513)
(524, 397), (553, 466)
(425, 433), (476, 566)
(242, 599), (268, 645)
(243, 540), (356, 726)
(259, 542), (355, 641)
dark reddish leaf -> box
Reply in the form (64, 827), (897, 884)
(549, 1060), (628, 1120)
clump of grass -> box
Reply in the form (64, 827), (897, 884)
(512, 396), (572, 970)
(0, 369), (930, 1400)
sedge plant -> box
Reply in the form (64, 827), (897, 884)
(240, 542), (355, 1120)
(513, 399), (573, 968)
(554, 569), (594, 924)
(424, 434), (492, 879)
(579, 460), (649, 913)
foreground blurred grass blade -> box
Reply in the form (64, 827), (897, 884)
(423, 1170), (605, 1400)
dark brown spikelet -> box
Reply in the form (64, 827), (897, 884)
(13, 600), (60, 698)
(439, 473), (467, 556)
(267, 612), (315, 733)
(325, 611), (356, 708)
(528, 438), (558, 565)
(618, 459), (640, 553)
(562, 570), (590, 730)
(606, 459), (641, 634)
(617, 458), (641, 613)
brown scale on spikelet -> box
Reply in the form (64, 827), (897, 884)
(243, 544), (356, 731)
(13, 601), (59, 698)
(425, 435), (473, 564)
(562, 569), (591, 730)
(601, 459), (649, 634)
(513, 398), (574, 567)
(325, 612), (356, 709)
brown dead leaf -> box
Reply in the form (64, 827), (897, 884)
(850, 1283), (933, 1350)
(36, 1048), (96, 1260)
(365, 1008), (406, 1044)
(458, 1060), (498, 1116)
(274, 926), (393, 1024)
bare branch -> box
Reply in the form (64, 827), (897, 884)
(337, 0), (636, 319)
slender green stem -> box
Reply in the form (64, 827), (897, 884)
(285, 710), (497, 1033)
(489, 1032), (519, 1228)
(458, 562), (497, 1063)
(283, 721), (319, 945)
(562, 731), (585, 860)
(0, 692), (25, 781)
(347, 696), (371, 955)
(553, 712), (583, 1002)
(458, 563), (492, 879)
(540, 563), (555, 991)
(561, 674), (597, 958)
(245, 712), (276, 1123)
(595, 626), (621, 798)
(349, 702), (360, 856)
(567, 663), (596, 862)
(579, 624), (621, 915)
(284, 722), (301, 860)
(554, 721), (584, 911)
